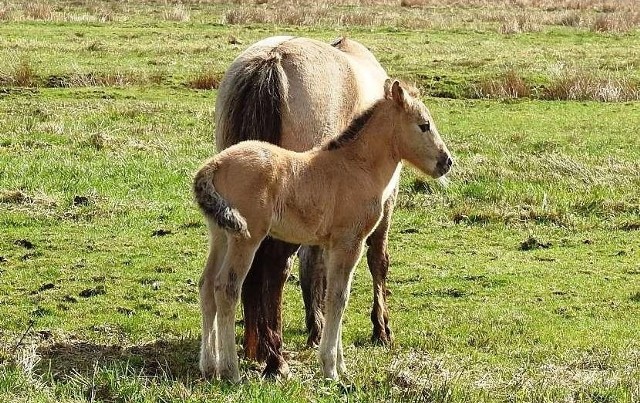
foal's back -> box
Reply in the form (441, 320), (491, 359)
(210, 140), (334, 245)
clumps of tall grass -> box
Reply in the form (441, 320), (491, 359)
(163, 3), (190, 22)
(0, 2), (14, 20)
(591, 12), (640, 33)
(543, 68), (640, 102)
(23, 2), (53, 20)
(0, 58), (39, 87)
(473, 70), (531, 99)
(222, 5), (328, 26)
(0, 190), (32, 204)
(471, 67), (640, 102)
(499, 13), (541, 34)
(0, 1), (116, 23)
(43, 72), (137, 88)
(186, 70), (222, 90)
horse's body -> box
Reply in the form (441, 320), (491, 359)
(195, 80), (453, 381)
(213, 36), (395, 376)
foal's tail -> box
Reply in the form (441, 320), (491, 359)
(215, 48), (287, 149)
(193, 162), (250, 238)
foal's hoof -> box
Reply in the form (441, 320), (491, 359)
(218, 367), (241, 383)
(199, 362), (218, 380)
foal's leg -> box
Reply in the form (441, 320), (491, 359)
(298, 245), (326, 347)
(319, 242), (364, 379)
(367, 192), (396, 344)
(199, 226), (227, 378)
(215, 237), (261, 383)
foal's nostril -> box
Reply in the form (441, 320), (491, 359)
(446, 156), (453, 169)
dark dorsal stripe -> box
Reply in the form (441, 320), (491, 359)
(323, 102), (379, 151)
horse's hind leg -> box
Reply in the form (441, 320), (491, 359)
(298, 245), (326, 347)
(241, 237), (299, 378)
(367, 192), (396, 344)
(199, 226), (227, 378)
(215, 237), (262, 383)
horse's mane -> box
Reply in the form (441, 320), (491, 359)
(322, 100), (382, 151)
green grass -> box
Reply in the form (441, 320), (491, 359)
(1, 2), (640, 402)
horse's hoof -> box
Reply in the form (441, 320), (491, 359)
(371, 324), (393, 345)
(322, 370), (339, 380)
(306, 336), (320, 348)
(263, 356), (291, 380)
(305, 326), (322, 348)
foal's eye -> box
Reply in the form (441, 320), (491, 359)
(418, 122), (430, 132)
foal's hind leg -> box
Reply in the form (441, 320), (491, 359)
(367, 191), (397, 344)
(199, 226), (227, 378)
(215, 237), (262, 383)
(298, 245), (326, 347)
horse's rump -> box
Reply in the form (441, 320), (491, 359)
(215, 49), (286, 149)
(215, 36), (386, 152)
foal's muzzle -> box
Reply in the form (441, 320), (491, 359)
(436, 154), (453, 177)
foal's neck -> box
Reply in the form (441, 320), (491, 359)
(323, 102), (401, 185)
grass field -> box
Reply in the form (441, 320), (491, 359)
(1, 1), (639, 402)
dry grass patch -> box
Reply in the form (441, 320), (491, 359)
(0, 3), (13, 20)
(499, 13), (541, 34)
(556, 10), (583, 27)
(164, 3), (190, 22)
(43, 72), (146, 88)
(0, 59), (39, 87)
(23, 2), (53, 20)
(473, 70), (530, 99)
(591, 12), (640, 33)
(186, 70), (222, 90)
(543, 69), (640, 102)
(0, 190), (32, 204)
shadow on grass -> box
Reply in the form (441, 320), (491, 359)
(35, 337), (201, 383)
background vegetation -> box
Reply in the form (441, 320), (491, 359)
(1, 1), (639, 401)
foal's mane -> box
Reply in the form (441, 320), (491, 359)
(321, 80), (419, 152)
(322, 100), (382, 151)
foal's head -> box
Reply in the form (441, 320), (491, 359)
(385, 80), (452, 178)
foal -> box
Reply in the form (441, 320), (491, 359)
(194, 80), (452, 382)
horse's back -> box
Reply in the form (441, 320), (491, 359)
(215, 36), (388, 153)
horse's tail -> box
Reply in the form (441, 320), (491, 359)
(215, 50), (286, 149)
(193, 162), (250, 238)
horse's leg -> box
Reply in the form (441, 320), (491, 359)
(215, 237), (261, 383)
(199, 226), (227, 378)
(241, 237), (299, 377)
(367, 192), (396, 344)
(298, 245), (326, 347)
(318, 242), (364, 379)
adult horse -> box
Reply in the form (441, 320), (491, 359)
(210, 36), (395, 377)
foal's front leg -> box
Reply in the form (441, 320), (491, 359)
(215, 237), (261, 382)
(318, 242), (364, 379)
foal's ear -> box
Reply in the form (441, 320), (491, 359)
(390, 80), (406, 107)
